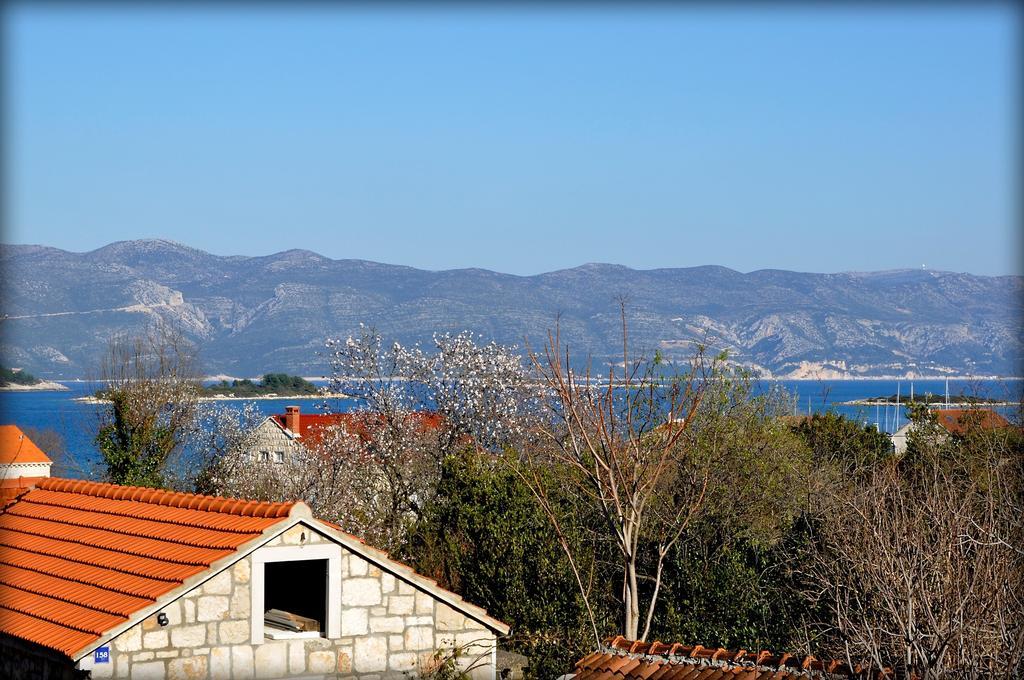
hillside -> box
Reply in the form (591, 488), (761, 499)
(0, 239), (1020, 379)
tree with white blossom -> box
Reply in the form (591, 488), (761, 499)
(312, 326), (541, 549)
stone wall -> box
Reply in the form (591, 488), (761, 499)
(246, 421), (300, 462)
(82, 525), (496, 680)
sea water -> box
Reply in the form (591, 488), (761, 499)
(1, 379), (1019, 479)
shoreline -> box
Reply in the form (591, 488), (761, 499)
(840, 399), (1021, 407)
(0, 380), (70, 392)
(73, 392), (349, 405)
(764, 375), (1023, 382)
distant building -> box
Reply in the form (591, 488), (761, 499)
(0, 477), (508, 679)
(245, 406), (442, 462)
(891, 408), (1011, 454)
(0, 424), (52, 503)
(572, 635), (895, 680)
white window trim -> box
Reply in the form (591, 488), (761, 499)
(250, 542), (342, 643)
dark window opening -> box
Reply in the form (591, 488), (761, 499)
(264, 559), (327, 636)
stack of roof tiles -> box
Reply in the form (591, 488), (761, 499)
(574, 636), (898, 680)
(0, 425), (52, 504)
(0, 478), (294, 656)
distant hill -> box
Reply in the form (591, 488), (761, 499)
(1, 239), (1020, 379)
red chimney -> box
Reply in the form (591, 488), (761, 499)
(285, 406), (300, 434)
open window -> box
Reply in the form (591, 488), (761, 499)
(250, 541), (341, 642)
(263, 559), (327, 638)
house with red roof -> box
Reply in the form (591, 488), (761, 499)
(0, 425), (53, 504)
(0, 478), (508, 680)
(246, 406), (443, 463)
(890, 408), (1012, 454)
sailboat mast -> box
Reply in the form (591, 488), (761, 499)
(895, 382), (901, 431)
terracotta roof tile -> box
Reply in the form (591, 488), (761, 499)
(932, 408), (1010, 435)
(271, 409), (444, 447)
(574, 638), (905, 680)
(0, 476), (511, 658)
(0, 478), (295, 657)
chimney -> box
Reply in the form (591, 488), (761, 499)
(285, 406), (300, 434)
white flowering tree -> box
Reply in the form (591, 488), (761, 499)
(315, 326), (540, 550)
(183, 402), (265, 494)
(325, 326), (540, 453)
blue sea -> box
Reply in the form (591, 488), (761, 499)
(1, 379), (1019, 479)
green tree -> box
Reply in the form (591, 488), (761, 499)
(406, 450), (616, 679)
(94, 325), (200, 487)
(789, 411), (893, 472)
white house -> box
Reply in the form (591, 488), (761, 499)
(0, 425), (52, 504)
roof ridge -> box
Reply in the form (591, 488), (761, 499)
(602, 637), (882, 679)
(37, 478), (295, 518)
(19, 493), (275, 537)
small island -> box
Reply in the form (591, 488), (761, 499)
(0, 365), (69, 391)
(842, 393), (1015, 406)
(76, 372), (345, 403)
(203, 373), (323, 398)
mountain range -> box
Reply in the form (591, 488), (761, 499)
(1, 239), (1021, 379)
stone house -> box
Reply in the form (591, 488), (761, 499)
(890, 407), (1011, 454)
(0, 477), (508, 679)
(245, 406), (442, 463)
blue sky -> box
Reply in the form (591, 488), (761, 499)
(4, 5), (1019, 275)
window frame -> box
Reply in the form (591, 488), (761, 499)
(250, 541), (342, 643)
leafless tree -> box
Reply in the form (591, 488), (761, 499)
(805, 421), (1024, 678)
(94, 323), (201, 487)
(520, 307), (727, 643)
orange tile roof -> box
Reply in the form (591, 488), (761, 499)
(0, 478), (294, 657)
(271, 410), (444, 447)
(0, 477), (47, 505)
(932, 408), (1011, 435)
(0, 425), (53, 464)
(573, 637), (905, 680)
(0, 476), (510, 659)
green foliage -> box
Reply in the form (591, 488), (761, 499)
(405, 450), (614, 679)
(96, 391), (176, 488)
(0, 365), (40, 385)
(203, 372), (319, 396)
(650, 533), (809, 650)
(790, 411), (893, 470)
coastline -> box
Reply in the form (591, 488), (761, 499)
(73, 392), (349, 404)
(764, 375), (1023, 381)
(0, 380), (70, 392)
(840, 399), (1021, 406)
